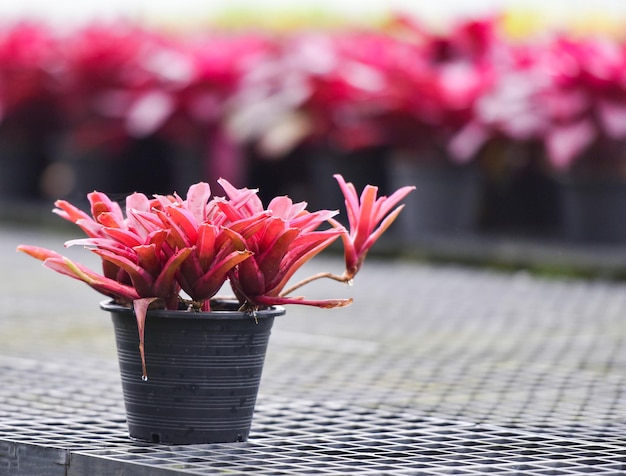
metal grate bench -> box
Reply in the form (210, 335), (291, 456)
(3, 227), (626, 474)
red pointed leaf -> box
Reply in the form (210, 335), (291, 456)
(197, 223), (218, 267)
(134, 244), (160, 277)
(334, 174), (360, 229)
(257, 227), (299, 282)
(88, 191), (124, 225)
(191, 250), (253, 302)
(91, 249), (154, 297)
(16, 245), (63, 261)
(102, 227), (143, 248)
(133, 297), (160, 380)
(353, 185), (378, 252)
(165, 206), (199, 244)
(372, 186), (415, 223)
(184, 182), (212, 222)
(253, 294), (353, 309)
(269, 231), (340, 293)
(43, 256), (140, 302)
(153, 247), (193, 299)
(233, 256), (265, 297)
(53, 200), (93, 226)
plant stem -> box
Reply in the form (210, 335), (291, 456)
(280, 272), (348, 297)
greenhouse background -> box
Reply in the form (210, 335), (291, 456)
(3, 0), (626, 245)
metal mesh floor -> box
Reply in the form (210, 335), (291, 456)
(2, 374), (626, 475)
(4, 226), (626, 474)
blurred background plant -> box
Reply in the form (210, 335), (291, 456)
(2, 0), (626, 243)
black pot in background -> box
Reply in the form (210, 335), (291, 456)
(387, 149), (483, 241)
(102, 300), (285, 445)
(244, 143), (389, 212)
(558, 174), (626, 243)
(479, 142), (561, 238)
(245, 143), (314, 205)
(305, 145), (388, 220)
(45, 134), (177, 207)
(0, 129), (52, 201)
(0, 97), (61, 202)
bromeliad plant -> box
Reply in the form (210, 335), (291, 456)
(18, 175), (414, 376)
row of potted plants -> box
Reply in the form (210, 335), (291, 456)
(3, 14), (626, 241)
(0, 15), (492, 158)
(2, 16), (626, 179)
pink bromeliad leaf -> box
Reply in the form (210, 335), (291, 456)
(90, 245), (192, 308)
(232, 252), (266, 300)
(64, 238), (137, 263)
(190, 249), (253, 310)
(257, 224), (300, 281)
(151, 189), (259, 308)
(16, 245), (140, 304)
(16, 244), (60, 262)
(216, 178), (265, 216)
(54, 200), (111, 241)
(289, 209), (339, 232)
(168, 206), (200, 245)
(184, 181), (213, 223)
(125, 191), (152, 212)
(196, 223), (219, 268)
(88, 191), (125, 227)
(132, 297), (160, 380)
(61, 206), (190, 307)
(134, 244), (162, 278)
(253, 294), (353, 308)
(192, 224), (249, 275)
(48, 257), (141, 303)
(269, 229), (342, 295)
(127, 208), (163, 234)
(52, 192), (143, 283)
(333, 174), (415, 278)
(90, 248), (157, 297)
(210, 179), (348, 309)
(19, 176), (413, 316)
(100, 227), (144, 248)
(266, 196), (308, 220)
(216, 220), (262, 249)
(52, 199), (90, 223)
(152, 247), (194, 308)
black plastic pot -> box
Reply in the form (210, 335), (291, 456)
(387, 154), (483, 240)
(102, 300), (285, 445)
(558, 174), (626, 243)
